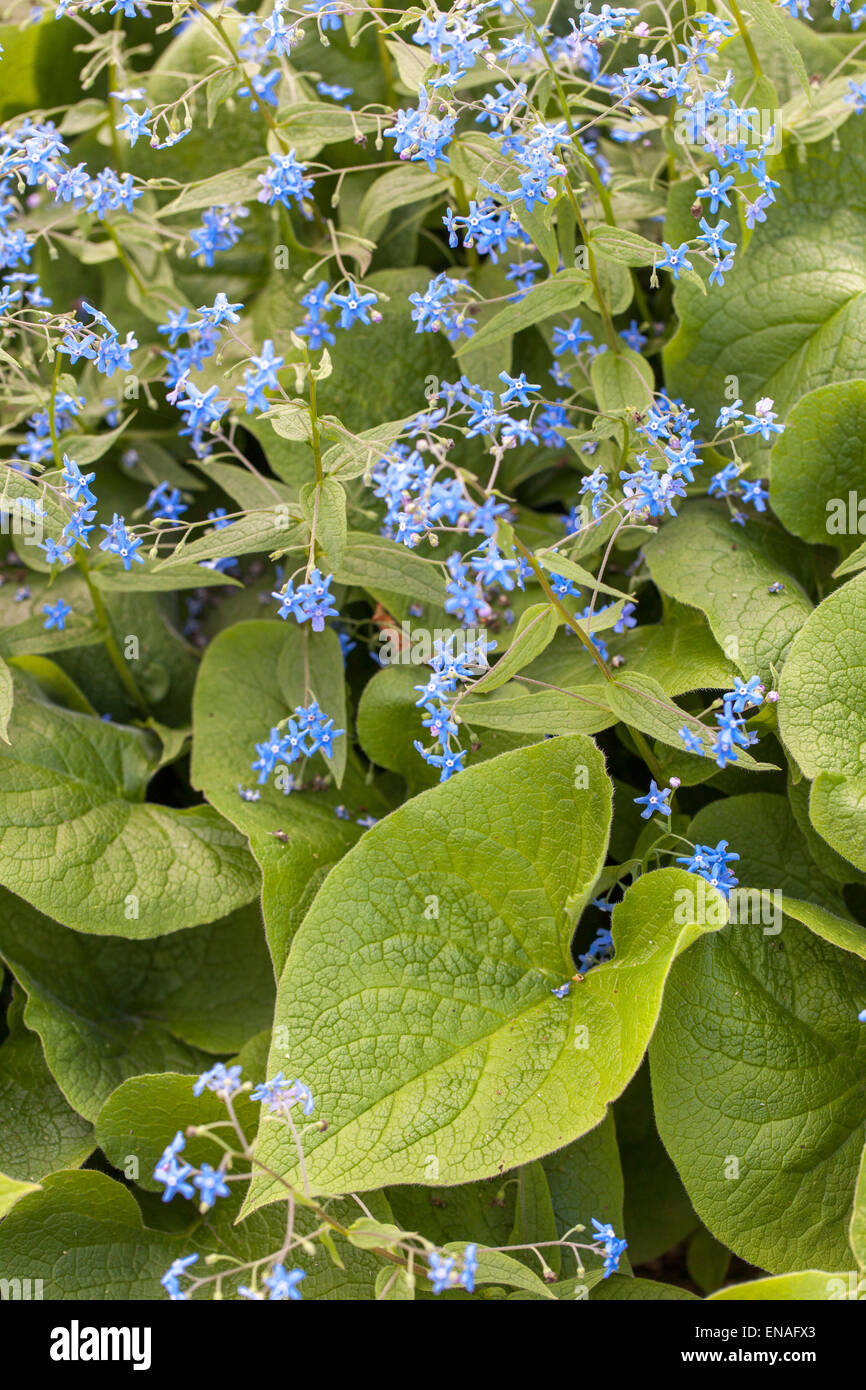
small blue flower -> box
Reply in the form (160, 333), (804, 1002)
(633, 780), (672, 819)
(43, 598), (72, 631)
(265, 1264), (306, 1300)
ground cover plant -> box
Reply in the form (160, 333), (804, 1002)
(0, 0), (864, 1308)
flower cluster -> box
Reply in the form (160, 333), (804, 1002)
(679, 675), (768, 768)
(272, 568), (339, 631)
(252, 702), (344, 784)
(412, 634), (493, 782)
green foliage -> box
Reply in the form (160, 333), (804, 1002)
(0, 0), (864, 1311)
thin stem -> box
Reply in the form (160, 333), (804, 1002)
(727, 0), (762, 82)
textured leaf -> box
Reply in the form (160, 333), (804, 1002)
(456, 269), (589, 357)
(779, 570), (866, 780)
(650, 917), (866, 1273)
(0, 1166), (388, 1300)
(247, 737), (619, 1202)
(665, 123), (866, 438)
(0, 1173), (41, 1220)
(334, 531), (445, 607)
(0, 889), (274, 1121)
(644, 501), (812, 681)
(0, 677), (258, 935)
(590, 346), (654, 414)
(249, 774), (727, 1208)
(0, 993), (93, 1182)
(770, 380), (866, 547)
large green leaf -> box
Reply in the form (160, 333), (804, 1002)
(650, 917), (866, 1273)
(644, 501), (812, 681)
(247, 736), (615, 1202)
(0, 676), (258, 935)
(248, 743), (728, 1204)
(779, 571), (866, 780)
(0, 889), (274, 1122)
(770, 380), (866, 548)
(665, 122), (866, 437)
(779, 571), (866, 868)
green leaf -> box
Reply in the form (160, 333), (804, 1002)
(0, 677), (258, 935)
(0, 654), (12, 743)
(249, 786), (729, 1209)
(809, 770), (866, 872)
(686, 1226), (731, 1295)
(709, 1271), (846, 1301)
(833, 537), (866, 579)
(156, 162), (264, 217)
(334, 531), (445, 607)
(591, 1275), (698, 1301)
(191, 620), (389, 973)
(91, 559), (243, 591)
(471, 603), (560, 693)
(644, 500), (813, 681)
(274, 102), (382, 158)
(851, 1139), (866, 1271)
(650, 916), (866, 1273)
(277, 623), (348, 786)
(665, 122), (866, 438)
(0, 889), (274, 1121)
(777, 896), (866, 962)
(0, 992), (93, 1182)
(456, 269), (589, 358)
(0, 1165), (389, 1300)
(508, 1162), (560, 1276)
(779, 570), (866, 780)
(358, 165), (443, 241)
(605, 671), (774, 772)
(0, 1173), (41, 1220)
(459, 684), (616, 738)
(770, 380), (866, 547)
(614, 1062), (697, 1265)
(154, 510), (305, 569)
(737, 0), (809, 95)
(321, 417), (412, 482)
(588, 225), (661, 268)
(590, 346), (654, 414)
(458, 1246), (556, 1299)
(244, 736), (618, 1203)
(300, 478), (347, 569)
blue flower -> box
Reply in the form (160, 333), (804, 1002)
(265, 1264), (306, 1300)
(161, 1253), (198, 1301)
(193, 1163), (231, 1211)
(633, 780), (672, 819)
(193, 1062), (243, 1099)
(42, 598), (72, 631)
